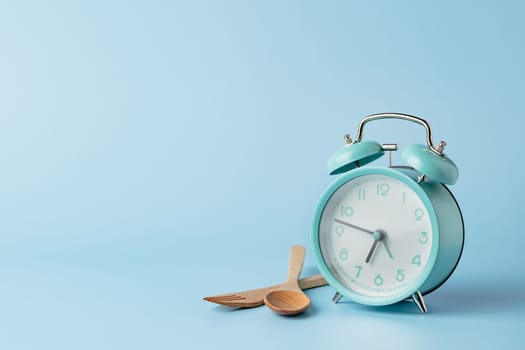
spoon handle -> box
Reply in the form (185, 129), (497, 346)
(286, 245), (306, 286)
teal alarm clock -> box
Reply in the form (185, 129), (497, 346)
(312, 113), (464, 313)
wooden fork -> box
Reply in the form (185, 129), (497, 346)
(203, 274), (327, 308)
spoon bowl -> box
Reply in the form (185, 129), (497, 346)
(264, 290), (311, 315)
(263, 245), (312, 316)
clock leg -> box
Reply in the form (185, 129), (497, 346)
(332, 292), (343, 303)
(411, 290), (428, 313)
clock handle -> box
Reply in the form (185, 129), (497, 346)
(353, 113), (446, 156)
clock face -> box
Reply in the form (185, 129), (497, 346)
(316, 169), (437, 303)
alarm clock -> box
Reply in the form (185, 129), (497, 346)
(311, 113), (464, 313)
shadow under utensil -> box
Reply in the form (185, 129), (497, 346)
(208, 299), (319, 318)
(209, 304), (249, 313)
(263, 302), (319, 319)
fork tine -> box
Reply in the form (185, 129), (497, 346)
(203, 297), (249, 307)
(204, 300), (263, 307)
(204, 295), (246, 302)
(203, 283), (280, 307)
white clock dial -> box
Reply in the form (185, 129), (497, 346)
(318, 174), (433, 298)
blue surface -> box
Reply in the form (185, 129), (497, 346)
(1, 1), (524, 349)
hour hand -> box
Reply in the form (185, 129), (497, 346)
(365, 239), (380, 263)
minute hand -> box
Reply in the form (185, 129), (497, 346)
(333, 218), (374, 235)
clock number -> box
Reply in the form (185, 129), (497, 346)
(402, 191), (406, 204)
(395, 269), (405, 282)
(374, 274), (384, 286)
(412, 254), (422, 266)
(354, 265), (362, 278)
(419, 231), (429, 244)
(414, 208), (424, 221)
(335, 226), (344, 237)
(376, 183), (389, 196)
(358, 187), (366, 200)
(339, 248), (349, 261)
(340, 205), (354, 217)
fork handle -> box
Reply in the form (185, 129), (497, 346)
(298, 274), (327, 290)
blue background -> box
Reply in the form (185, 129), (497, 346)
(1, 1), (524, 349)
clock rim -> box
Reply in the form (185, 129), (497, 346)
(312, 166), (440, 306)
(418, 182), (465, 296)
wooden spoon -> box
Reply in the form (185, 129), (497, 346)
(264, 245), (311, 316)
